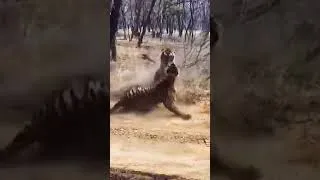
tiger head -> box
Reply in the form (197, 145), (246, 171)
(160, 48), (175, 67)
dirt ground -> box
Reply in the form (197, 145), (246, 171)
(110, 36), (211, 180)
(110, 102), (210, 180)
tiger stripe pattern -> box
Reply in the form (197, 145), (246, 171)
(0, 77), (109, 162)
(110, 63), (191, 120)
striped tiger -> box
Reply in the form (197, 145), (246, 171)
(110, 48), (177, 100)
(110, 63), (191, 120)
(0, 77), (109, 162)
(153, 47), (176, 84)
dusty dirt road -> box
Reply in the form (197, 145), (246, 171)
(110, 101), (211, 180)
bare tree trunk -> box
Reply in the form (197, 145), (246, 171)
(132, 0), (143, 39)
(169, 17), (173, 36)
(137, 0), (157, 48)
(184, 0), (194, 42)
(177, 13), (183, 37)
(121, 6), (127, 40)
(128, 0), (133, 41)
(110, 0), (122, 61)
(166, 17), (169, 34)
(184, 18), (191, 41)
(189, 0), (194, 40)
(157, 0), (163, 39)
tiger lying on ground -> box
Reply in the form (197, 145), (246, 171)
(0, 77), (108, 163)
(110, 63), (191, 120)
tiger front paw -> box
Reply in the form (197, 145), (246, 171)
(181, 114), (192, 120)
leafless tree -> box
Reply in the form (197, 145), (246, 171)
(0, 0), (22, 47)
(121, 5), (130, 40)
(118, 0), (210, 44)
(110, 0), (122, 61)
(137, 0), (157, 47)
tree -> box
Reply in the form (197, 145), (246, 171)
(117, 0), (211, 43)
(110, 0), (122, 61)
(137, 0), (157, 48)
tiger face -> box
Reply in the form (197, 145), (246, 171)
(160, 48), (175, 68)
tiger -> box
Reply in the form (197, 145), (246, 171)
(0, 77), (109, 163)
(110, 48), (177, 100)
(110, 63), (191, 120)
